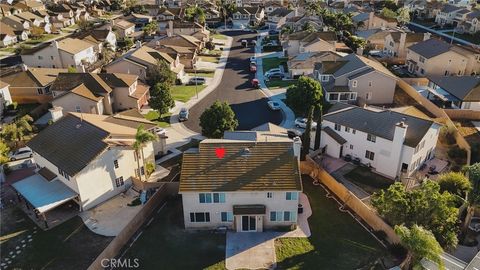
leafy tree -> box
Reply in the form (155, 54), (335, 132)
(346, 35), (366, 51)
(185, 6), (206, 25)
(371, 181), (459, 248)
(199, 100), (238, 138)
(1, 115), (34, 148)
(0, 141), (10, 165)
(133, 125), (157, 181)
(100, 42), (115, 63)
(381, 7), (397, 19)
(216, 0), (236, 26)
(149, 82), (175, 116)
(302, 22), (316, 33)
(125, 0), (137, 12)
(281, 25), (294, 35)
(438, 172), (471, 198)
(205, 40), (215, 50)
(30, 26), (45, 39)
(146, 60), (176, 87)
(395, 225), (444, 270)
(143, 21), (158, 36)
(462, 163), (480, 232)
(397, 7), (411, 25)
(285, 77), (322, 159)
(78, 18), (92, 31)
(67, 66), (77, 73)
(124, 37), (134, 49)
(111, 0), (123, 10)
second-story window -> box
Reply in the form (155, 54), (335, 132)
(114, 160), (119, 169)
(267, 192), (273, 198)
(334, 123), (341, 131)
(351, 80), (358, 88)
(213, 193), (225, 203)
(367, 134), (376, 143)
(286, 192), (298, 201)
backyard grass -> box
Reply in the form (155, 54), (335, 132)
(200, 56), (220, 63)
(262, 57), (288, 73)
(444, 32), (480, 44)
(144, 110), (171, 127)
(275, 177), (392, 269)
(122, 196), (226, 270)
(344, 167), (394, 194)
(24, 34), (59, 45)
(266, 79), (297, 89)
(1, 206), (112, 270)
(212, 34), (228, 40)
(187, 72), (214, 78)
(171, 84), (207, 103)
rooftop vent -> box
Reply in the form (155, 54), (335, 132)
(241, 148), (251, 157)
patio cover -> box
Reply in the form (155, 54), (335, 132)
(233, 205), (266, 215)
(12, 174), (78, 213)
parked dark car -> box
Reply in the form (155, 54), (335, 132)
(287, 129), (302, 139)
(267, 73), (284, 80)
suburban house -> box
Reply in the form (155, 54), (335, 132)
(265, 7), (292, 30)
(75, 28), (117, 52)
(282, 31), (337, 57)
(383, 32), (430, 61)
(105, 45), (186, 82)
(1, 14), (31, 32)
(366, 12), (398, 30)
(14, 11), (51, 33)
(284, 15), (323, 32)
(112, 19), (135, 38)
(179, 124), (302, 232)
(423, 75), (480, 110)
(406, 38), (480, 76)
(320, 103), (440, 179)
(232, 6), (265, 27)
(435, 4), (465, 26)
(21, 38), (97, 69)
(17, 110), (165, 216)
(42, 10), (74, 28)
(359, 30), (391, 51)
(125, 12), (153, 30)
(0, 81), (12, 119)
(0, 66), (67, 104)
(0, 21), (28, 44)
(50, 72), (150, 114)
(455, 9), (480, 34)
(146, 39), (197, 69)
(404, 0), (443, 20)
(287, 51), (342, 78)
(314, 54), (397, 105)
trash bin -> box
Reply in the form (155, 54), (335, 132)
(298, 204), (303, 214)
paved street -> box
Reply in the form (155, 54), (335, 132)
(183, 31), (283, 132)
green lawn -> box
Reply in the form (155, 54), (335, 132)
(200, 56), (220, 64)
(444, 32), (480, 44)
(344, 167), (394, 194)
(266, 79), (297, 89)
(171, 84), (207, 103)
(122, 197), (226, 270)
(262, 57), (288, 73)
(1, 207), (112, 270)
(187, 72), (214, 78)
(275, 177), (392, 269)
(144, 111), (171, 127)
(212, 34), (228, 40)
(0, 47), (17, 54)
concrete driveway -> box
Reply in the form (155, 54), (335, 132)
(226, 232), (277, 270)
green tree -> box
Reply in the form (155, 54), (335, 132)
(185, 6), (206, 25)
(30, 26), (45, 39)
(67, 66), (77, 73)
(397, 7), (411, 25)
(302, 22), (316, 33)
(381, 7), (398, 19)
(217, 0), (236, 28)
(0, 141), (10, 165)
(285, 76), (322, 159)
(437, 172), (472, 198)
(143, 21), (158, 36)
(1, 115), (34, 147)
(149, 82), (175, 116)
(462, 163), (480, 233)
(371, 181), (459, 248)
(395, 225), (444, 270)
(133, 125), (157, 181)
(78, 18), (92, 31)
(100, 42), (115, 63)
(199, 100), (238, 138)
(146, 59), (176, 87)
(281, 25), (294, 35)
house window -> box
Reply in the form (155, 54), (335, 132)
(366, 92), (373, 100)
(221, 212), (233, 222)
(352, 129), (356, 134)
(114, 160), (119, 169)
(75, 105), (81, 113)
(321, 75), (329, 82)
(367, 134), (376, 142)
(419, 56), (425, 63)
(190, 212), (210, 222)
(368, 81), (373, 87)
(37, 88), (43, 95)
(38, 55), (43, 60)
(115, 176), (124, 187)
(213, 193), (226, 203)
(345, 127), (350, 133)
(365, 150), (375, 161)
(351, 80), (358, 88)
(286, 192), (298, 200)
(140, 166), (145, 175)
(350, 144), (353, 150)
(50, 56), (54, 60)
(420, 68), (425, 74)
(270, 211), (283, 221)
(267, 192), (273, 198)
(334, 123), (341, 131)
(199, 193), (212, 203)
(284, 211), (297, 222)
(329, 93), (339, 101)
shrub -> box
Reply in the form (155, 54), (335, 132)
(388, 243), (407, 260)
(448, 146), (467, 160)
(440, 126), (456, 145)
(6, 102), (18, 110)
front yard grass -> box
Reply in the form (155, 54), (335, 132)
(144, 110), (171, 127)
(1, 206), (112, 270)
(200, 56), (220, 63)
(344, 167), (394, 194)
(266, 79), (297, 89)
(171, 84), (207, 103)
(262, 57), (288, 73)
(275, 177), (391, 269)
(212, 34), (228, 40)
(122, 196), (226, 270)
(187, 72), (214, 78)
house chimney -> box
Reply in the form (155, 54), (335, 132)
(52, 40), (59, 49)
(167, 20), (173, 37)
(399, 32), (407, 55)
(49, 106), (63, 122)
(21, 64), (28, 71)
(293, 137), (302, 160)
(423, 32), (431, 41)
(356, 47), (364, 55)
(135, 40), (142, 48)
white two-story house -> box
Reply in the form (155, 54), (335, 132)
(179, 125), (302, 232)
(320, 103), (441, 179)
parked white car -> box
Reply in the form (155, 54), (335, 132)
(188, 77), (206, 85)
(294, 118), (317, 130)
(264, 68), (282, 78)
(152, 127), (167, 135)
(9, 147), (33, 161)
(267, 101), (281, 110)
(250, 56), (256, 63)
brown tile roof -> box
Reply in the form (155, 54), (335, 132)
(57, 38), (94, 54)
(114, 19), (135, 30)
(70, 84), (103, 101)
(50, 73), (112, 94)
(1, 68), (67, 88)
(179, 140), (302, 192)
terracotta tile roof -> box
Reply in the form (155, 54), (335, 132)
(57, 38), (94, 54)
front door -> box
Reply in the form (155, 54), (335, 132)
(339, 145), (343, 158)
(241, 216), (256, 232)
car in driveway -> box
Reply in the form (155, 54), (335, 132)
(179, 108), (189, 121)
(187, 77), (206, 85)
(265, 68), (281, 77)
(152, 127), (167, 135)
(265, 73), (284, 81)
(294, 118), (317, 130)
(9, 147), (32, 161)
(267, 101), (281, 110)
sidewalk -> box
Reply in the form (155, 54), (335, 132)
(254, 33), (296, 129)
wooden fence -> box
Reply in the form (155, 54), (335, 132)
(300, 157), (401, 244)
(87, 183), (179, 270)
(444, 109), (480, 121)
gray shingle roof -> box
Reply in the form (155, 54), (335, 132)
(408, 38), (451, 59)
(324, 104), (435, 147)
(428, 75), (480, 102)
(27, 114), (109, 177)
(323, 126), (347, 144)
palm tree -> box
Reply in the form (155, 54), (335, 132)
(133, 125), (157, 181)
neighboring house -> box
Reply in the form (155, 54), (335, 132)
(232, 6), (264, 27)
(147, 40), (197, 69)
(125, 13), (153, 30)
(284, 15), (323, 32)
(50, 72), (150, 114)
(112, 19), (135, 38)
(320, 103), (440, 179)
(76, 28), (117, 52)
(358, 29), (391, 51)
(435, 4), (465, 25)
(366, 12), (398, 30)
(164, 21), (209, 41)
(17, 0), (46, 12)
(352, 12), (370, 30)
(0, 81), (12, 119)
(288, 51), (342, 78)
(424, 75), (480, 110)
(14, 11), (51, 33)
(456, 9), (480, 34)
(265, 7), (293, 30)
(0, 22), (18, 47)
(405, 0), (443, 20)
(314, 54), (397, 105)
(406, 38), (480, 76)
(21, 38), (97, 69)
(1, 14), (31, 31)
(20, 111), (164, 213)
(283, 31), (337, 57)
(105, 45), (186, 82)
(0, 66), (67, 104)
(383, 31), (430, 60)
(179, 124), (302, 231)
